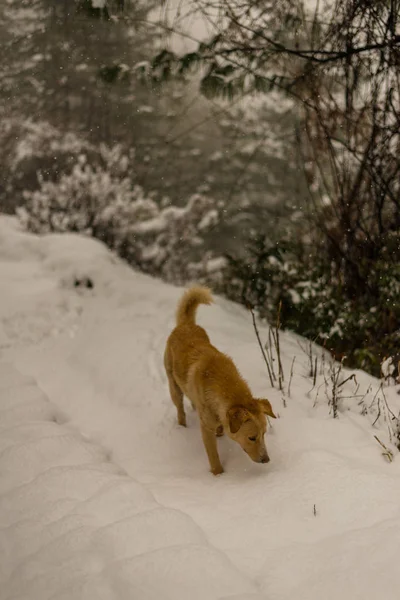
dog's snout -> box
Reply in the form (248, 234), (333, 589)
(260, 455), (270, 464)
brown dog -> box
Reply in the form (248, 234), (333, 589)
(164, 286), (276, 475)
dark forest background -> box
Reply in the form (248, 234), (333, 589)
(1, 0), (399, 376)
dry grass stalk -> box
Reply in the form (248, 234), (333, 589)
(374, 435), (394, 463)
(248, 305), (274, 388)
(288, 356), (296, 398)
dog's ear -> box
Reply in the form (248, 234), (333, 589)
(227, 406), (251, 434)
(256, 398), (277, 419)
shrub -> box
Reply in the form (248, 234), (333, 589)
(223, 233), (400, 377)
(18, 148), (226, 286)
(0, 119), (138, 214)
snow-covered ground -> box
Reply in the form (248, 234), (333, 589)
(1, 215), (400, 600)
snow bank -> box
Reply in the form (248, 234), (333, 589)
(0, 362), (261, 600)
(2, 215), (400, 600)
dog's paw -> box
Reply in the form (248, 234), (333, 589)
(178, 415), (187, 427)
(211, 465), (224, 476)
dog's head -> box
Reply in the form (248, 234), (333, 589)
(226, 399), (276, 464)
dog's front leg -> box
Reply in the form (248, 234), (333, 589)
(200, 423), (224, 475)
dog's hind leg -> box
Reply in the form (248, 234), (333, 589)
(164, 345), (186, 427)
(167, 371), (186, 427)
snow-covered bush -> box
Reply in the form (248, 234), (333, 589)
(223, 234), (400, 377)
(18, 153), (145, 244)
(18, 151), (226, 286)
(0, 119), (97, 213)
(11, 120), (92, 169)
(0, 119), (137, 214)
(122, 194), (223, 284)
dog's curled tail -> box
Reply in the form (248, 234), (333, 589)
(176, 285), (213, 326)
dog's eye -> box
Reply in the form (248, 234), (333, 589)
(248, 436), (256, 442)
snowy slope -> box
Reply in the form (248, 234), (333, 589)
(1, 215), (400, 600)
(0, 362), (259, 600)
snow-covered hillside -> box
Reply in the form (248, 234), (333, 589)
(1, 215), (400, 600)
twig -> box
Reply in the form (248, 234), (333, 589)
(330, 360), (344, 418)
(268, 303), (285, 391)
(381, 387), (400, 450)
(266, 328), (276, 380)
(382, 387), (398, 422)
(313, 356), (318, 388)
(270, 326), (284, 391)
(374, 435), (394, 462)
(249, 306), (274, 388)
(275, 301), (284, 385)
(320, 340), (326, 375)
(297, 336), (316, 379)
(372, 397), (381, 426)
(308, 339), (314, 377)
(296, 338), (308, 356)
(337, 373), (357, 388)
(313, 380), (326, 408)
(288, 356), (296, 398)
(322, 362), (332, 407)
(358, 384), (372, 415)
(368, 383), (382, 409)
